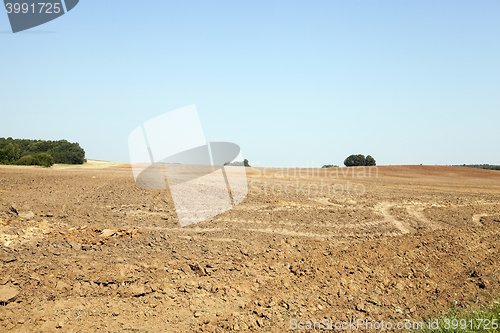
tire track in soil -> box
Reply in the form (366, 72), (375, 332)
(405, 206), (445, 230)
(373, 202), (411, 234)
(472, 213), (489, 225)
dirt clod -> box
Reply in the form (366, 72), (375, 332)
(0, 286), (19, 304)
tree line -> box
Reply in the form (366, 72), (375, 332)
(0, 137), (86, 167)
(456, 164), (500, 171)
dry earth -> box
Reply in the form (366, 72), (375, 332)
(1, 164), (500, 332)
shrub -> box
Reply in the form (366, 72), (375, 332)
(15, 155), (37, 166)
(37, 153), (54, 167)
(14, 153), (54, 167)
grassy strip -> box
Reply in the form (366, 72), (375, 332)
(417, 300), (500, 332)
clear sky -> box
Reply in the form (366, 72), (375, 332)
(1, 1), (499, 167)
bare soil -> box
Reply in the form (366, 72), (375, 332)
(1, 164), (499, 332)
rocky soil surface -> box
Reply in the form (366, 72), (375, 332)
(1, 164), (499, 332)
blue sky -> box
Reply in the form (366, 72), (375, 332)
(1, 1), (499, 167)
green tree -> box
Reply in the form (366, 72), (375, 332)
(365, 155), (376, 166)
(0, 137), (85, 165)
(243, 159), (250, 167)
(344, 154), (366, 167)
(0, 143), (20, 164)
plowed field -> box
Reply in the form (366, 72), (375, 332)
(1, 164), (499, 332)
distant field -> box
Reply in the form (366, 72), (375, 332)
(51, 159), (128, 169)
